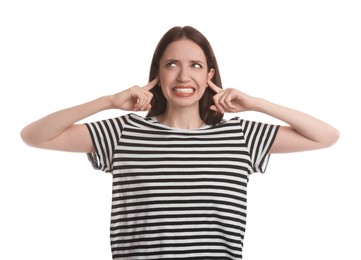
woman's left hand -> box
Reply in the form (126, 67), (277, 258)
(207, 80), (257, 114)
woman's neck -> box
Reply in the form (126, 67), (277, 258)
(157, 106), (204, 129)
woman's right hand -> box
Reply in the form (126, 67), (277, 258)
(110, 77), (158, 111)
(21, 77), (159, 152)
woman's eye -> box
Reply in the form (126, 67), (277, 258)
(193, 63), (202, 69)
(166, 62), (177, 67)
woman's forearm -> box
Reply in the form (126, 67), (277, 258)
(21, 82), (156, 152)
(254, 98), (340, 148)
(21, 95), (112, 147)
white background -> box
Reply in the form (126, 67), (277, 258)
(1, 0), (360, 259)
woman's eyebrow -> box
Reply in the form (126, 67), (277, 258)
(164, 58), (204, 63)
(164, 58), (178, 62)
(190, 59), (205, 64)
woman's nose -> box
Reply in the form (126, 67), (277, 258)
(177, 67), (191, 82)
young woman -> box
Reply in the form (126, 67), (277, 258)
(21, 26), (339, 259)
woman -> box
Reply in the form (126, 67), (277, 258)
(21, 26), (339, 259)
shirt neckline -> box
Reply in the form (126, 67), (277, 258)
(147, 115), (212, 131)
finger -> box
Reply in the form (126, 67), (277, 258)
(209, 104), (220, 112)
(223, 90), (237, 111)
(134, 95), (152, 110)
(138, 103), (152, 111)
(207, 79), (222, 94)
(212, 93), (225, 114)
(213, 89), (236, 113)
(131, 88), (149, 107)
(134, 96), (149, 108)
(225, 99), (236, 111)
(137, 94), (153, 109)
(143, 77), (159, 91)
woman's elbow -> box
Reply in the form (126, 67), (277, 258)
(20, 127), (40, 148)
(20, 127), (33, 147)
(323, 127), (340, 148)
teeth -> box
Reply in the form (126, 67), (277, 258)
(174, 88), (194, 93)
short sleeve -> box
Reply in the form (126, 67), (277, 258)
(239, 118), (280, 173)
(85, 116), (126, 173)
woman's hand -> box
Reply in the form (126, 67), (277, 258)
(207, 79), (257, 114)
(20, 78), (159, 152)
(207, 79), (339, 153)
(110, 77), (158, 111)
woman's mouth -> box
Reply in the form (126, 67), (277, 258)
(173, 87), (194, 93)
(172, 86), (196, 96)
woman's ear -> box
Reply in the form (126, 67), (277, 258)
(207, 68), (215, 82)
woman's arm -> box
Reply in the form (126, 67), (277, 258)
(207, 80), (340, 153)
(21, 96), (112, 152)
(252, 98), (340, 153)
(20, 79), (157, 153)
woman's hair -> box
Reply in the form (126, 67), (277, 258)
(147, 26), (223, 125)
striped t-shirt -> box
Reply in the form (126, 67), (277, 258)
(85, 113), (279, 260)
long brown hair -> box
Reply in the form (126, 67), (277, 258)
(146, 26), (223, 125)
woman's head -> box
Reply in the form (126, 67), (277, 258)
(147, 26), (223, 125)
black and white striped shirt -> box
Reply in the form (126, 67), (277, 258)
(86, 113), (279, 260)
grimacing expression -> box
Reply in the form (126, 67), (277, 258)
(158, 39), (214, 109)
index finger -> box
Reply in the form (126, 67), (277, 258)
(143, 77), (159, 91)
(207, 79), (222, 94)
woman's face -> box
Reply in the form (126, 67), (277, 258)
(158, 39), (214, 109)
